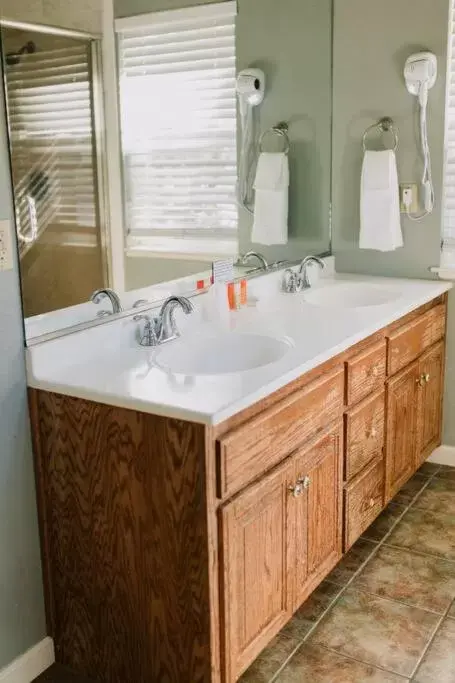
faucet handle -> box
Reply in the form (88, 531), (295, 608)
(282, 269), (304, 294)
(133, 314), (159, 347)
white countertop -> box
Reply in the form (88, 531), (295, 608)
(26, 271), (452, 426)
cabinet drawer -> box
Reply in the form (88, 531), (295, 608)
(345, 390), (385, 482)
(217, 367), (344, 498)
(387, 304), (446, 376)
(344, 458), (384, 551)
(346, 341), (386, 406)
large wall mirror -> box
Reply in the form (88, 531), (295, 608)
(0, 0), (333, 344)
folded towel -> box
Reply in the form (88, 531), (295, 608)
(252, 153), (289, 245)
(360, 150), (403, 252)
(254, 152), (289, 191)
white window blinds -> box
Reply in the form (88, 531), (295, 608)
(442, 0), (455, 268)
(5, 42), (98, 256)
(116, 1), (238, 255)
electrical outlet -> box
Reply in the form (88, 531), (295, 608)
(400, 183), (419, 214)
(0, 219), (14, 271)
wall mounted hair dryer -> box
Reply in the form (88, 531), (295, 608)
(236, 68), (266, 213)
(404, 52), (438, 219)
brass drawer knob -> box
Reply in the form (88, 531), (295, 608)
(367, 427), (378, 439)
(369, 498), (376, 508)
(288, 483), (304, 498)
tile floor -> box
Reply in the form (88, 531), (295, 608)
(241, 462), (455, 683)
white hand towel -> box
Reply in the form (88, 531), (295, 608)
(359, 150), (403, 252)
(252, 153), (289, 245)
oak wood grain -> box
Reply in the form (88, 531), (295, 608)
(387, 304), (446, 376)
(220, 458), (295, 683)
(344, 457), (385, 550)
(216, 367), (344, 499)
(385, 361), (420, 502)
(33, 391), (212, 683)
(345, 390), (385, 482)
(345, 341), (386, 407)
(293, 424), (343, 609)
(416, 341), (445, 466)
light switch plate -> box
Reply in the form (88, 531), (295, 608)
(400, 183), (419, 214)
(0, 219), (15, 271)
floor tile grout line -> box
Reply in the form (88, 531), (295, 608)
(336, 582), (448, 617)
(382, 540), (455, 565)
(408, 598), (455, 681)
(315, 643), (412, 680)
(267, 469), (441, 683)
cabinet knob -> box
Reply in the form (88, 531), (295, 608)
(417, 374), (430, 387)
(288, 483), (304, 498)
(366, 427), (378, 439)
(424, 373), (431, 383)
(299, 475), (311, 490)
(369, 498), (376, 508)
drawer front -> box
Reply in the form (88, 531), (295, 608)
(346, 341), (386, 406)
(345, 390), (385, 482)
(387, 304), (446, 376)
(344, 458), (384, 551)
(217, 367), (344, 498)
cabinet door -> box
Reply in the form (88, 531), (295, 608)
(417, 341), (445, 465)
(293, 424), (343, 609)
(385, 360), (419, 502)
(220, 458), (295, 682)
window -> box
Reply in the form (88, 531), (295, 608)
(116, 1), (238, 258)
(442, 0), (455, 270)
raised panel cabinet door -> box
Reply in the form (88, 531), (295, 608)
(220, 458), (295, 683)
(385, 360), (420, 502)
(293, 424), (343, 610)
(417, 341), (445, 465)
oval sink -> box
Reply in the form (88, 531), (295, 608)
(304, 283), (399, 309)
(154, 332), (293, 375)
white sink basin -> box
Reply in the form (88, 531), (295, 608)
(153, 332), (293, 375)
(304, 283), (399, 309)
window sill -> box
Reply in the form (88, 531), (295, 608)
(126, 236), (238, 261)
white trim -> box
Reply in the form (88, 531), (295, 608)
(428, 445), (455, 467)
(430, 266), (455, 280)
(102, 0), (126, 292)
(0, 638), (54, 683)
(115, 1), (237, 33)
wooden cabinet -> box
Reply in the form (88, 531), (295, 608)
(293, 425), (343, 608)
(385, 360), (420, 501)
(221, 424), (343, 681)
(29, 295), (448, 683)
(220, 459), (295, 682)
(417, 341), (445, 465)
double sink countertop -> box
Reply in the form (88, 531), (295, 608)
(26, 270), (452, 425)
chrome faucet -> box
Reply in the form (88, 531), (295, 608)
(282, 256), (325, 293)
(237, 251), (269, 272)
(134, 295), (194, 347)
(91, 288), (123, 315)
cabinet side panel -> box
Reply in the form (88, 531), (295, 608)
(34, 391), (211, 683)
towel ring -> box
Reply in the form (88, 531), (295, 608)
(259, 122), (290, 155)
(362, 117), (398, 152)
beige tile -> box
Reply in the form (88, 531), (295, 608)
(352, 545), (455, 613)
(412, 478), (455, 514)
(281, 581), (342, 640)
(326, 538), (377, 586)
(434, 464), (455, 481)
(449, 601), (455, 619)
(309, 588), (439, 677)
(362, 503), (406, 542)
(418, 462), (441, 477)
(239, 633), (300, 683)
(414, 619), (455, 683)
(276, 643), (408, 682)
(393, 474), (428, 506)
(386, 508), (455, 561)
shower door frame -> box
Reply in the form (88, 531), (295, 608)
(0, 19), (113, 292)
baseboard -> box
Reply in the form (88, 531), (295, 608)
(428, 445), (455, 467)
(0, 638), (54, 683)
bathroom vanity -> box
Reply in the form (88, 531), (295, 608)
(27, 277), (449, 683)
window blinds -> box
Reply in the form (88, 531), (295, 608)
(5, 42), (97, 255)
(116, 1), (238, 253)
(442, 1), (455, 266)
